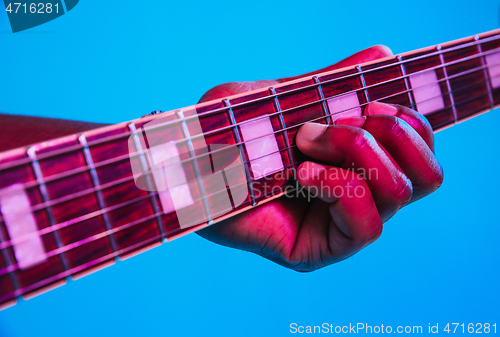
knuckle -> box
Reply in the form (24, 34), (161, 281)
(434, 166), (444, 189)
(343, 170), (364, 186)
(416, 119), (434, 142)
(337, 236), (362, 254)
(414, 162), (444, 195)
(393, 175), (414, 205)
(402, 106), (434, 134)
(388, 115), (404, 133)
(418, 113), (433, 131)
(426, 164), (444, 193)
(360, 220), (384, 244)
(385, 115), (413, 142)
(340, 226), (381, 256)
(355, 212), (384, 244)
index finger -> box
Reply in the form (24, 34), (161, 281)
(365, 102), (435, 152)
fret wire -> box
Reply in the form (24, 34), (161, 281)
(0, 43), (474, 195)
(2, 38), (500, 176)
(269, 87), (297, 170)
(0, 168), (261, 269)
(176, 110), (214, 225)
(0, 78), (490, 275)
(475, 35), (495, 109)
(312, 76), (333, 124)
(1, 60), (498, 222)
(220, 170), (235, 210)
(106, 77), (500, 193)
(0, 221), (20, 292)
(223, 99), (257, 206)
(78, 134), (119, 257)
(7, 79), (494, 280)
(123, 48), (500, 169)
(0, 211), (163, 276)
(2, 36), (500, 284)
(0, 84), (496, 273)
(0, 175), (274, 276)
(4, 152), (133, 194)
(114, 37), (500, 139)
(0, 86), (497, 293)
(2, 33), (500, 176)
(0, 222), (165, 303)
(27, 147), (70, 272)
(0, 158), (309, 279)
(19, 176), (132, 216)
(131, 44), (500, 143)
(42, 56), (500, 187)
(437, 45), (458, 123)
(1, 53), (500, 250)
(356, 65), (370, 103)
(108, 33), (500, 138)
(0, 71), (493, 255)
(1, 171), (290, 302)
(0, 192), (152, 252)
(76, 46), (500, 148)
(397, 55), (416, 110)
(269, 87), (298, 189)
(128, 123), (166, 240)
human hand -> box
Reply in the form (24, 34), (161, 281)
(196, 46), (443, 272)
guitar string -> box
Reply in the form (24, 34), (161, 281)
(0, 75), (494, 272)
(0, 64), (496, 248)
(0, 78), (483, 278)
(94, 41), (500, 149)
(0, 52), (497, 226)
(0, 77), (493, 304)
(0, 36), (498, 281)
(1, 32), (499, 303)
(0, 32), (499, 174)
(0, 95), (495, 304)
(0, 230), (164, 303)
(66, 32), (500, 151)
(1, 46), (499, 199)
(80, 54), (500, 174)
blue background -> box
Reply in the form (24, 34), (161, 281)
(0, 1), (499, 336)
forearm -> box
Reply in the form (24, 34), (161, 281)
(0, 114), (108, 153)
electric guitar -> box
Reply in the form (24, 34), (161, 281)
(1, 29), (500, 310)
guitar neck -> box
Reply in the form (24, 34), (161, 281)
(1, 29), (500, 309)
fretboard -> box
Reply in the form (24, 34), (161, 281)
(1, 29), (500, 309)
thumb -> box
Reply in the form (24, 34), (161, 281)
(277, 45), (393, 83)
(198, 45), (392, 103)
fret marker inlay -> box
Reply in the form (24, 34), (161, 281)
(408, 70), (445, 115)
(149, 142), (194, 214)
(130, 112), (250, 229)
(485, 51), (500, 89)
(239, 115), (284, 180)
(327, 92), (362, 122)
(0, 184), (47, 269)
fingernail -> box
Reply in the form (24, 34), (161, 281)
(366, 102), (398, 116)
(298, 122), (328, 142)
(334, 116), (366, 127)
